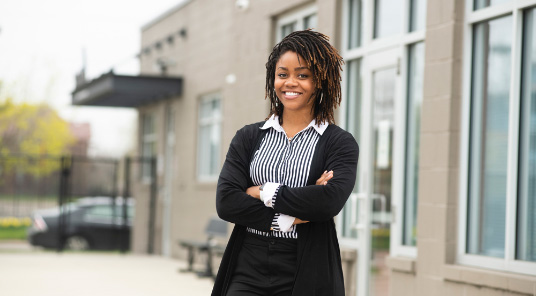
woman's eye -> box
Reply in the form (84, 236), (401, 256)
(298, 74), (309, 78)
(277, 73), (287, 78)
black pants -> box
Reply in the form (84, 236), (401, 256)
(226, 232), (298, 296)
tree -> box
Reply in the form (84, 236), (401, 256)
(0, 99), (75, 177)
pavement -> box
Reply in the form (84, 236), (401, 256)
(0, 242), (214, 296)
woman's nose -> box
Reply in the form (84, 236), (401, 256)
(285, 77), (298, 87)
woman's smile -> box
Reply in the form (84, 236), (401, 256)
(282, 91), (303, 99)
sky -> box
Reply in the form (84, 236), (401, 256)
(0, 0), (185, 157)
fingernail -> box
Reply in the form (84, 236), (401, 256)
(324, 181), (327, 185)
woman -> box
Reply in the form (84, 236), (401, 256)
(213, 30), (359, 296)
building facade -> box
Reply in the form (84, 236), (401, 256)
(74, 0), (536, 295)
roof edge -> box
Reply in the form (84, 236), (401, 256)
(141, 0), (194, 32)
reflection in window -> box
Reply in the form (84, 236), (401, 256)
(304, 14), (317, 30)
(348, 0), (362, 49)
(87, 205), (134, 219)
(279, 12), (318, 41)
(198, 94), (222, 181)
(403, 42), (424, 246)
(474, 0), (511, 10)
(281, 22), (296, 39)
(341, 59), (362, 239)
(467, 16), (512, 258)
(141, 114), (156, 180)
(518, 8), (536, 262)
(374, 0), (403, 39)
(409, 0), (426, 32)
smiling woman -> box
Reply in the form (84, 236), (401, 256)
(265, 30), (343, 129)
(212, 30), (359, 296)
(273, 51), (315, 119)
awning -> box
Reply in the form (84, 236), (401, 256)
(72, 72), (183, 108)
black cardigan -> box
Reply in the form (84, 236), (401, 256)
(212, 121), (359, 296)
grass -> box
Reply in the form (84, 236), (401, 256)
(0, 217), (31, 240)
(0, 226), (28, 240)
(371, 228), (390, 250)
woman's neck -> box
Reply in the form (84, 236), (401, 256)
(281, 110), (314, 139)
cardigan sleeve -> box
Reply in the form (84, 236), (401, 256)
(273, 131), (359, 222)
(216, 126), (275, 232)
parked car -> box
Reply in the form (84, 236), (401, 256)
(27, 197), (134, 250)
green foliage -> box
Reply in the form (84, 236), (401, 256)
(0, 217), (31, 240)
(0, 226), (28, 240)
(371, 228), (390, 250)
(0, 99), (75, 177)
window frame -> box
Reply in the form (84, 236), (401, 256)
(458, 0), (536, 275)
(275, 3), (317, 42)
(196, 92), (222, 183)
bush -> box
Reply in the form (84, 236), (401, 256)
(0, 217), (31, 240)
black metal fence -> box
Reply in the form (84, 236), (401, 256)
(0, 154), (156, 253)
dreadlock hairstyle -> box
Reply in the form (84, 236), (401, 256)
(265, 30), (344, 125)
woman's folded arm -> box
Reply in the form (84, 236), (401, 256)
(273, 133), (359, 222)
(216, 127), (275, 232)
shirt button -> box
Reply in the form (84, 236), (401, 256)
(270, 240), (275, 245)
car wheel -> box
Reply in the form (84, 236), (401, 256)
(65, 235), (90, 251)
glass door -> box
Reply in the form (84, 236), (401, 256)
(340, 48), (400, 296)
(368, 61), (397, 296)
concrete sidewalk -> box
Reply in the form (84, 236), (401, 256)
(0, 252), (214, 296)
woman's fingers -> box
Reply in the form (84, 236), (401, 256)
(316, 170), (327, 185)
(324, 170), (334, 183)
(316, 170), (334, 185)
(293, 218), (309, 225)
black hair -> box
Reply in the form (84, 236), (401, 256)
(265, 30), (343, 124)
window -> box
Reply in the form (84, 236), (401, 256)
(460, 1), (536, 275)
(341, 59), (362, 239)
(276, 4), (317, 42)
(409, 0), (426, 32)
(374, 0), (403, 39)
(86, 205), (134, 219)
(85, 204), (134, 225)
(468, 16), (512, 258)
(403, 42), (424, 246)
(347, 0), (363, 49)
(518, 7), (536, 263)
(372, 0), (426, 38)
(141, 113), (156, 180)
(197, 93), (221, 182)
(474, 0), (511, 10)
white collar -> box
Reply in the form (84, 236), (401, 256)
(260, 114), (328, 135)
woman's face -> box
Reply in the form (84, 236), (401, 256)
(274, 51), (315, 116)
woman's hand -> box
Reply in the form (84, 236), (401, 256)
(292, 171), (334, 225)
(293, 218), (309, 225)
(316, 170), (334, 185)
(248, 171), (333, 224)
(246, 185), (261, 200)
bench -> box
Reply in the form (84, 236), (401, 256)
(179, 216), (228, 278)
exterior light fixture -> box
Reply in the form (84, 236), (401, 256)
(235, 0), (249, 11)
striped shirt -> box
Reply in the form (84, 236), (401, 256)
(247, 115), (328, 239)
